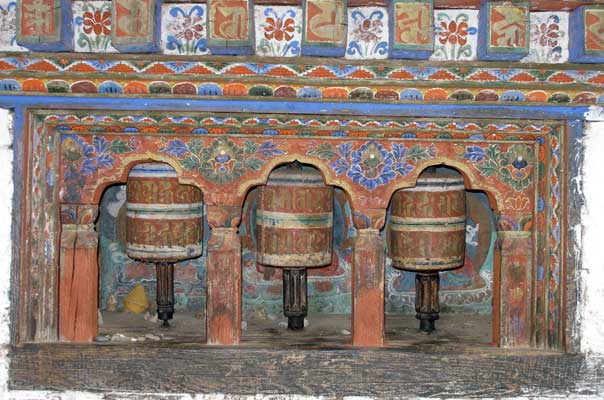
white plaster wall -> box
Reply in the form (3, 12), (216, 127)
(580, 109), (604, 354)
(0, 108), (13, 394)
(0, 108), (603, 398)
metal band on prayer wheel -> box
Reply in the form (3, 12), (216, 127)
(256, 164), (334, 268)
(126, 162), (203, 262)
(388, 168), (466, 272)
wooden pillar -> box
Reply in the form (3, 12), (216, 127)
(351, 209), (386, 347)
(206, 206), (242, 345)
(59, 204), (99, 342)
(495, 210), (533, 348)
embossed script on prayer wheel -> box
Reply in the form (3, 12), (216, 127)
(126, 162), (203, 262)
(388, 167), (466, 333)
(256, 163), (334, 330)
(389, 168), (466, 271)
(126, 162), (203, 326)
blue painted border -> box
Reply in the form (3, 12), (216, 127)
(206, 0), (255, 55)
(477, 1), (529, 61)
(388, 0), (433, 60)
(110, 0), (161, 53)
(301, 0), (347, 57)
(569, 6), (604, 64)
(0, 96), (592, 120)
(16, 0), (74, 51)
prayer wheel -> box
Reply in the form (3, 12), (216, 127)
(256, 163), (333, 330)
(388, 167), (466, 332)
(126, 162), (203, 326)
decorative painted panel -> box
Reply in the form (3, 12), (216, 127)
(161, 3), (208, 55)
(522, 12), (569, 64)
(16, 0), (73, 51)
(570, 6), (604, 64)
(0, 1), (26, 51)
(111, 0), (160, 52)
(389, 0), (433, 59)
(345, 7), (388, 60)
(254, 5), (302, 57)
(430, 9), (478, 61)
(478, 1), (530, 61)
(207, 0), (254, 55)
(73, 1), (116, 53)
(301, 0), (347, 57)
(30, 110), (568, 348)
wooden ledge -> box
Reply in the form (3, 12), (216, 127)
(8, 343), (598, 397)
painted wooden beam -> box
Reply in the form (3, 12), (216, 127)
(206, 0), (255, 55)
(301, 0), (348, 57)
(389, 0), (434, 59)
(570, 6), (604, 63)
(111, 0), (162, 52)
(16, 0), (73, 51)
(478, 1), (530, 61)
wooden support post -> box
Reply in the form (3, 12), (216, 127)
(59, 204), (99, 342)
(352, 228), (385, 347)
(496, 230), (533, 348)
(206, 206), (242, 345)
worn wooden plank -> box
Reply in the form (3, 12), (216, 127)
(9, 343), (600, 397)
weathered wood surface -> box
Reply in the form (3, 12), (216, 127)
(8, 343), (604, 397)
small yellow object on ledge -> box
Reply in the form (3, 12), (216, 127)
(123, 284), (148, 314)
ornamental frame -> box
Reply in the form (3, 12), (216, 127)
(10, 105), (574, 352)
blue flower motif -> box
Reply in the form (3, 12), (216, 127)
(346, 141), (396, 190)
(160, 139), (190, 157)
(462, 145), (486, 163)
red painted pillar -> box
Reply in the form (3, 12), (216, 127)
(495, 210), (533, 348)
(206, 206), (242, 345)
(351, 209), (386, 347)
(59, 204), (99, 342)
(352, 229), (385, 347)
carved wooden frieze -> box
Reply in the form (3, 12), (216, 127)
(570, 6), (604, 63)
(301, 0), (347, 57)
(389, 0), (433, 59)
(478, 1), (530, 61)
(207, 0), (254, 55)
(111, 0), (161, 52)
(16, 0), (73, 51)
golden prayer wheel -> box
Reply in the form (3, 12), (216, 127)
(256, 162), (333, 329)
(388, 167), (466, 332)
(126, 162), (203, 326)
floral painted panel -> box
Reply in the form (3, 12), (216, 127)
(73, 1), (116, 53)
(161, 3), (209, 55)
(0, 0), (27, 51)
(431, 10), (478, 61)
(345, 7), (389, 60)
(522, 12), (569, 64)
(254, 6), (302, 57)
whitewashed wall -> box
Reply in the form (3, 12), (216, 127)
(581, 110), (604, 354)
(0, 108), (603, 397)
(0, 108), (13, 394)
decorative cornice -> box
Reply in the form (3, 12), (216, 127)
(0, 54), (602, 105)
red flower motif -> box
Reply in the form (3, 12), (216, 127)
(352, 18), (383, 43)
(83, 10), (111, 36)
(264, 17), (295, 41)
(176, 16), (204, 41)
(531, 22), (560, 48)
(438, 20), (469, 45)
